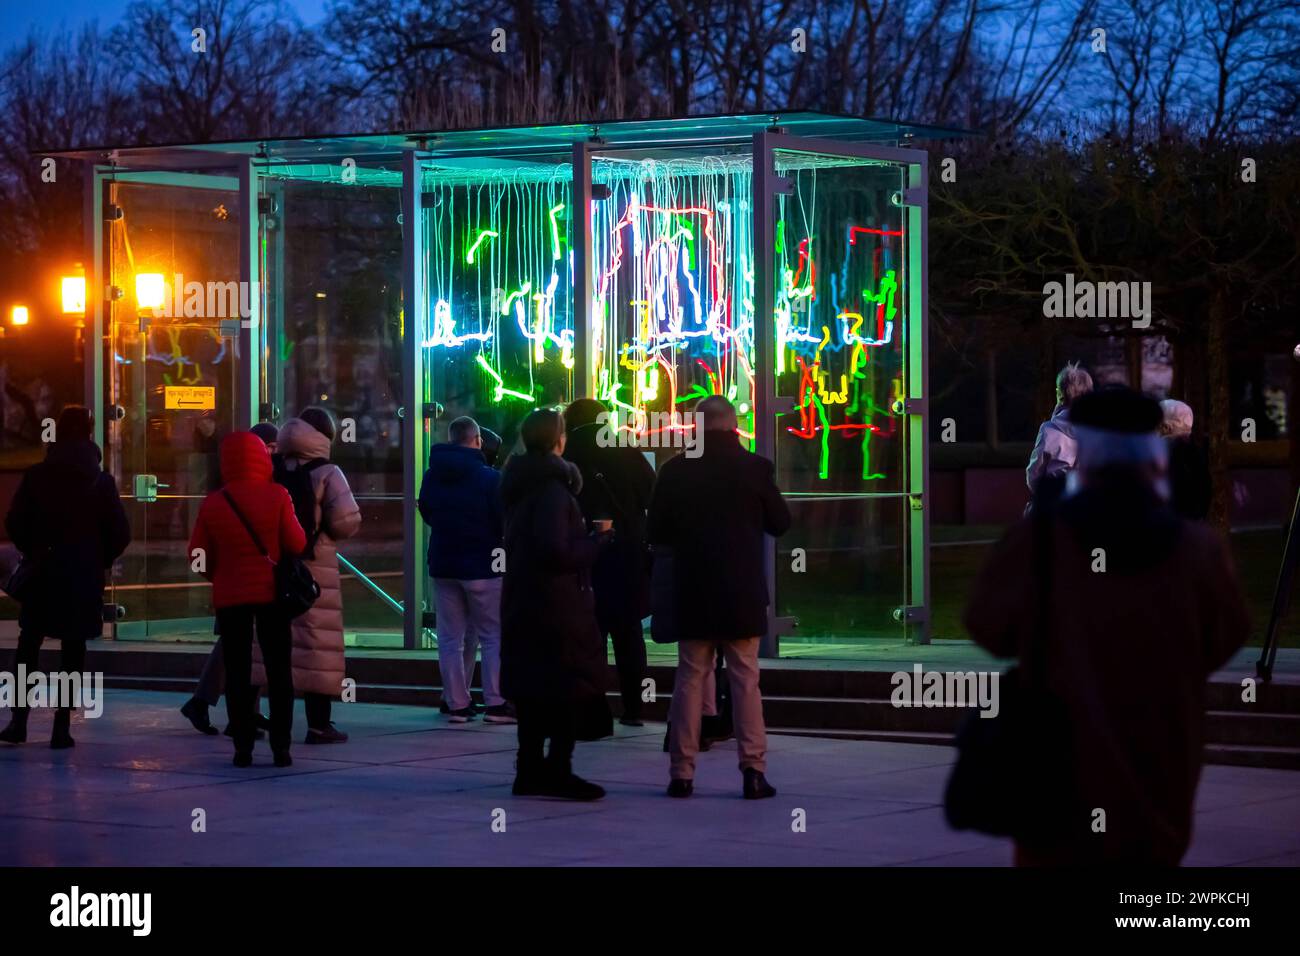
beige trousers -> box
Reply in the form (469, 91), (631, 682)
(669, 637), (767, 780)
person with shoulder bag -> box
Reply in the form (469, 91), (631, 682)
(189, 431), (307, 767)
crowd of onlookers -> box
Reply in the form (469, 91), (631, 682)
(0, 366), (1255, 864)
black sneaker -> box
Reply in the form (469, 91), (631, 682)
(180, 698), (219, 736)
(304, 723), (349, 744)
(273, 749), (293, 768)
(438, 700), (451, 715)
(483, 703), (517, 724)
(233, 751), (253, 768)
(448, 706), (477, 723)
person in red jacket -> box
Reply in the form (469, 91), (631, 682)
(189, 431), (306, 767)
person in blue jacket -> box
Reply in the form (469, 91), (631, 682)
(417, 416), (512, 723)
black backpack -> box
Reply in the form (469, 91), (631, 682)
(272, 454), (329, 558)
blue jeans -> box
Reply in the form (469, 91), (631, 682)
(433, 577), (504, 710)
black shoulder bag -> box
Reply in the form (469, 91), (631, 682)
(943, 508), (1076, 843)
(222, 490), (320, 620)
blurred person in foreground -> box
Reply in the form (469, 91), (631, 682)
(648, 396), (791, 799)
(965, 386), (1249, 865)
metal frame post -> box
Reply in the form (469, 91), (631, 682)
(236, 158), (261, 429)
(83, 166), (105, 444)
(572, 142), (595, 399)
(753, 132), (784, 658)
(401, 148), (431, 649)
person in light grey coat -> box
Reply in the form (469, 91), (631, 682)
(252, 409), (361, 744)
(1025, 362), (1093, 508)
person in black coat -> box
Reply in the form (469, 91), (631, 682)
(647, 396), (791, 799)
(562, 398), (655, 726)
(500, 408), (613, 801)
(2, 406), (130, 747)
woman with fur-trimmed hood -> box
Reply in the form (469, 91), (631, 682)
(253, 408), (361, 744)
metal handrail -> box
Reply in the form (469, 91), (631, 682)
(337, 552), (404, 615)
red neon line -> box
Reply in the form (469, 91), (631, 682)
(849, 226), (904, 244)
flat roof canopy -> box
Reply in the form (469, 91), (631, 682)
(45, 110), (972, 172)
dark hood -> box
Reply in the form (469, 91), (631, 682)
(45, 438), (103, 478)
(1058, 468), (1183, 573)
(427, 442), (486, 483)
(500, 452), (583, 509)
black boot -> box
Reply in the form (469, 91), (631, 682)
(542, 753), (605, 801)
(512, 753), (549, 796)
(742, 768), (776, 800)
(51, 710), (74, 750)
(0, 710), (29, 744)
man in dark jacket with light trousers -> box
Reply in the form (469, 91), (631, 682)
(418, 417), (511, 723)
(648, 396), (791, 799)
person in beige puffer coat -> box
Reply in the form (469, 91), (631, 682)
(252, 408), (361, 744)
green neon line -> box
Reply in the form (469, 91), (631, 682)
(548, 204), (565, 260)
(466, 229), (499, 265)
(814, 394), (831, 480)
(476, 353), (534, 403)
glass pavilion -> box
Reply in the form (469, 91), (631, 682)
(53, 111), (951, 656)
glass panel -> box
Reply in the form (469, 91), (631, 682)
(419, 161), (576, 445)
(107, 180), (241, 640)
(590, 154), (756, 452)
(261, 176), (405, 648)
(776, 496), (909, 652)
(770, 149), (911, 644)
(772, 150), (908, 493)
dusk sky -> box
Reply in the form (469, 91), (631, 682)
(0, 0), (330, 47)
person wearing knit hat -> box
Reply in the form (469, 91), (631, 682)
(963, 385), (1250, 865)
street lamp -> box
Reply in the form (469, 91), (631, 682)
(135, 273), (166, 311)
(61, 275), (86, 314)
(10, 305), (29, 326)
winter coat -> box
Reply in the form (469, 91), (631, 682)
(418, 443), (503, 580)
(964, 473), (1250, 864)
(189, 432), (306, 610)
(646, 430), (791, 642)
(252, 417), (362, 698)
(5, 438), (130, 640)
(499, 452), (608, 706)
(1026, 405), (1078, 491)
(563, 421), (656, 627)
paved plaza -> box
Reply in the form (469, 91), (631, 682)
(1, 691), (1298, 866)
